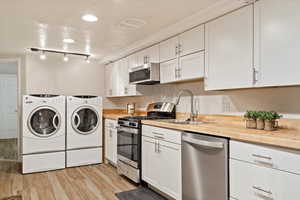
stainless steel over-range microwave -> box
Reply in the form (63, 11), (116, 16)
(129, 63), (160, 85)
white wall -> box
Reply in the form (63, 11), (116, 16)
(104, 81), (300, 118)
(25, 53), (105, 96)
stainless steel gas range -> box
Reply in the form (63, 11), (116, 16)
(116, 102), (176, 183)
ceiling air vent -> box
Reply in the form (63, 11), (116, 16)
(118, 18), (146, 29)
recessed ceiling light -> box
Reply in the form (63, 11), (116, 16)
(82, 14), (98, 22)
(63, 38), (75, 44)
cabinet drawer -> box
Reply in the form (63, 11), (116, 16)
(105, 119), (117, 128)
(230, 140), (300, 174)
(230, 159), (300, 200)
(142, 125), (181, 144)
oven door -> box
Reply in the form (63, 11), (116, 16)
(117, 126), (140, 168)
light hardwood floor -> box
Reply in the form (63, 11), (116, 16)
(0, 139), (18, 160)
(0, 162), (136, 200)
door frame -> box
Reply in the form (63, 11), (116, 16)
(0, 58), (22, 162)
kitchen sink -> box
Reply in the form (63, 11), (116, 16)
(162, 119), (206, 125)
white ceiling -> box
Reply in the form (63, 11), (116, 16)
(0, 0), (223, 60)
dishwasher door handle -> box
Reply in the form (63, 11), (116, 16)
(182, 136), (224, 149)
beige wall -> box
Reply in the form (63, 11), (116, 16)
(25, 53), (105, 96)
(105, 81), (300, 118)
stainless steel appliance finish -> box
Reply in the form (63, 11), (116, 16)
(182, 132), (228, 200)
(175, 89), (197, 121)
(146, 102), (175, 113)
(117, 102), (176, 184)
(129, 63), (160, 85)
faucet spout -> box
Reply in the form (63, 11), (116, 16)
(175, 89), (197, 121)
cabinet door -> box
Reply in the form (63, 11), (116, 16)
(146, 44), (160, 63)
(179, 51), (204, 81)
(128, 53), (138, 70)
(142, 137), (161, 187)
(159, 36), (179, 63)
(104, 126), (110, 160)
(179, 25), (205, 57)
(117, 58), (128, 96)
(111, 127), (118, 164)
(104, 64), (113, 97)
(157, 140), (182, 200)
(136, 49), (146, 67)
(205, 5), (254, 90)
(112, 61), (120, 96)
(254, 0), (300, 87)
(160, 59), (178, 84)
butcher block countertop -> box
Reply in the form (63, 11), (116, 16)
(142, 115), (300, 151)
(103, 109), (146, 120)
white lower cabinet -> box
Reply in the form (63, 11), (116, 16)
(142, 125), (182, 200)
(104, 119), (118, 165)
(230, 140), (300, 200)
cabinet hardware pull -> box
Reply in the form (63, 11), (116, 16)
(252, 186), (272, 195)
(157, 140), (161, 153)
(252, 154), (272, 160)
(175, 46), (179, 55)
(253, 68), (259, 84)
(154, 140), (158, 153)
(153, 132), (164, 136)
(154, 136), (164, 140)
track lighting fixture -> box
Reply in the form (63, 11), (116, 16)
(85, 56), (90, 63)
(40, 51), (46, 60)
(63, 54), (69, 62)
(30, 48), (91, 62)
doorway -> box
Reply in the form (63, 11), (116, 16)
(0, 60), (19, 161)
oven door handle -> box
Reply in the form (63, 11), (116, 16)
(117, 126), (139, 135)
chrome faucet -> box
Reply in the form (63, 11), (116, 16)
(175, 89), (197, 121)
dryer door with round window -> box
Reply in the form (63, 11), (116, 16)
(28, 107), (61, 138)
(72, 106), (99, 135)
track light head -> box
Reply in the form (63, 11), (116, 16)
(40, 51), (46, 60)
(85, 56), (90, 63)
(63, 54), (69, 62)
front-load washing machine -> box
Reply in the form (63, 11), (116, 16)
(22, 94), (65, 174)
(66, 96), (103, 167)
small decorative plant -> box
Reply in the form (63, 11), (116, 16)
(256, 111), (266, 130)
(244, 111), (259, 129)
(263, 111), (282, 131)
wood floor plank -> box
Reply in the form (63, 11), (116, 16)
(0, 162), (136, 200)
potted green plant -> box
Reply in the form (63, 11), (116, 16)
(244, 111), (258, 129)
(256, 111), (266, 130)
(263, 111), (282, 131)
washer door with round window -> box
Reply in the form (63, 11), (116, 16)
(28, 106), (61, 138)
(71, 106), (99, 135)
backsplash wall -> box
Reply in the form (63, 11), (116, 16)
(104, 81), (300, 118)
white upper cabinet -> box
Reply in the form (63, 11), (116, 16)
(128, 53), (138, 70)
(141, 44), (160, 64)
(179, 25), (205, 56)
(160, 59), (178, 84)
(254, 0), (300, 87)
(159, 36), (179, 63)
(160, 25), (205, 84)
(128, 44), (160, 69)
(205, 5), (254, 91)
(105, 57), (141, 97)
(104, 63), (113, 97)
(179, 52), (204, 81)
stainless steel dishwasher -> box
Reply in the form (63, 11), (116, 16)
(182, 132), (228, 200)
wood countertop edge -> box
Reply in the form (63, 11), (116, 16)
(141, 120), (300, 151)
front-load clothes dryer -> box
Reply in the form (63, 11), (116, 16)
(66, 95), (103, 167)
(22, 94), (65, 174)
